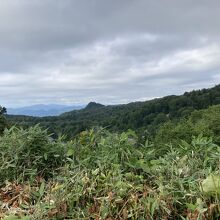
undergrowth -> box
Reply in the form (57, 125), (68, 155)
(0, 126), (220, 219)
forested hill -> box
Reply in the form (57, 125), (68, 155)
(7, 84), (220, 139)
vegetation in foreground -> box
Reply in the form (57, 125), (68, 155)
(0, 105), (220, 219)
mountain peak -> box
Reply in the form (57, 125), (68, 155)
(85, 102), (105, 110)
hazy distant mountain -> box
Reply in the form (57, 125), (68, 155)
(8, 104), (85, 117)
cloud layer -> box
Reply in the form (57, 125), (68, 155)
(0, 0), (219, 107)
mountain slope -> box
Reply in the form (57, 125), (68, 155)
(7, 84), (220, 139)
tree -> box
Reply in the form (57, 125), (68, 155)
(0, 106), (6, 115)
(0, 106), (7, 134)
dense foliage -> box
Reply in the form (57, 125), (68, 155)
(7, 84), (220, 140)
(0, 126), (66, 182)
(0, 104), (220, 219)
(155, 105), (220, 146)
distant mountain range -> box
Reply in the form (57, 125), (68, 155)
(8, 104), (85, 117)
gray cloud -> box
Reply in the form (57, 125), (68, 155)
(0, 0), (219, 107)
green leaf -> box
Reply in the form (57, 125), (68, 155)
(67, 148), (74, 156)
(5, 216), (31, 220)
(92, 168), (99, 175)
(186, 203), (197, 211)
(43, 153), (48, 160)
(39, 181), (45, 197)
(201, 175), (220, 195)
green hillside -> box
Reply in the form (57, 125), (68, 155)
(7, 84), (220, 140)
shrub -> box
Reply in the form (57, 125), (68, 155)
(0, 125), (66, 183)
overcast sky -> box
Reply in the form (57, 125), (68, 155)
(0, 0), (220, 107)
